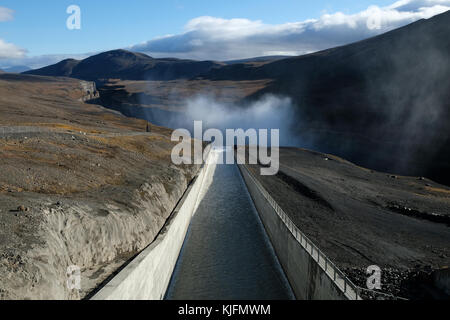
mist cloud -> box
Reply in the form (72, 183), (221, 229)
(0, 39), (26, 59)
(131, 0), (450, 60)
(148, 94), (299, 147)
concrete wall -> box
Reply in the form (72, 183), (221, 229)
(237, 165), (350, 300)
(92, 147), (212, 300)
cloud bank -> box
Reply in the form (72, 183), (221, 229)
(145, 93), (298, 147)
(2, 0), (449, 68)
(131, 0), (450, 60)
(0, 7), (26, 60)
(0, 39), (26, 59)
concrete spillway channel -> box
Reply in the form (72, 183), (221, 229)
(92, 147), (355, 300)
(92, 147), (293, 300)
(165, 150), (294, 299)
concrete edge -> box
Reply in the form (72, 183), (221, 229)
(91, 146), (212, 300)
(237, 164), (358, 300)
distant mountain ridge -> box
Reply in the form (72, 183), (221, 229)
(2, 65), (31, 73)
(223, 55), (290, 65)
(25, 49), (224, 81)
(24, 52), (292, 80)
(25, 59), (80, 77)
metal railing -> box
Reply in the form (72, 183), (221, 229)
(239, 164), (362, 300)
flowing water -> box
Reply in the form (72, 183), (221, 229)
(165, 150), (294, 300)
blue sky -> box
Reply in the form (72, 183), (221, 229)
(0, 0), (449, 67)
(1, 0), (395, 55)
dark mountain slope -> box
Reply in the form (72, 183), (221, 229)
(204, 10), (450, 185)
(24, 58), (81, 77)
(25, 49), (224, 81)
(223, 55), (290, 65)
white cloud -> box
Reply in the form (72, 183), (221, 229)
(0, 39), (26, 59)
(0, 7), (27, 60)
(131, 0), (450, 61)
(0, 6), (13, 22)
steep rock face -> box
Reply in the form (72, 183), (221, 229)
(0, 168), (197, 299)
(79, 81), (99, 101)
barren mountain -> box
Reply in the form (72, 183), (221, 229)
(25, 50), (224, 81)
(24, 58), (81, 77)
(0, 73), (200, 299)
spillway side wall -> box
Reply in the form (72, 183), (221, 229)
(238, 164), (348, 300)
(92, 147), (212, 300)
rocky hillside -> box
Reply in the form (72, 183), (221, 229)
(0, 74), (200, 299)
(248, 147), (450, 299)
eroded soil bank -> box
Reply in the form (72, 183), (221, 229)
(0, 74), (200, 299)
